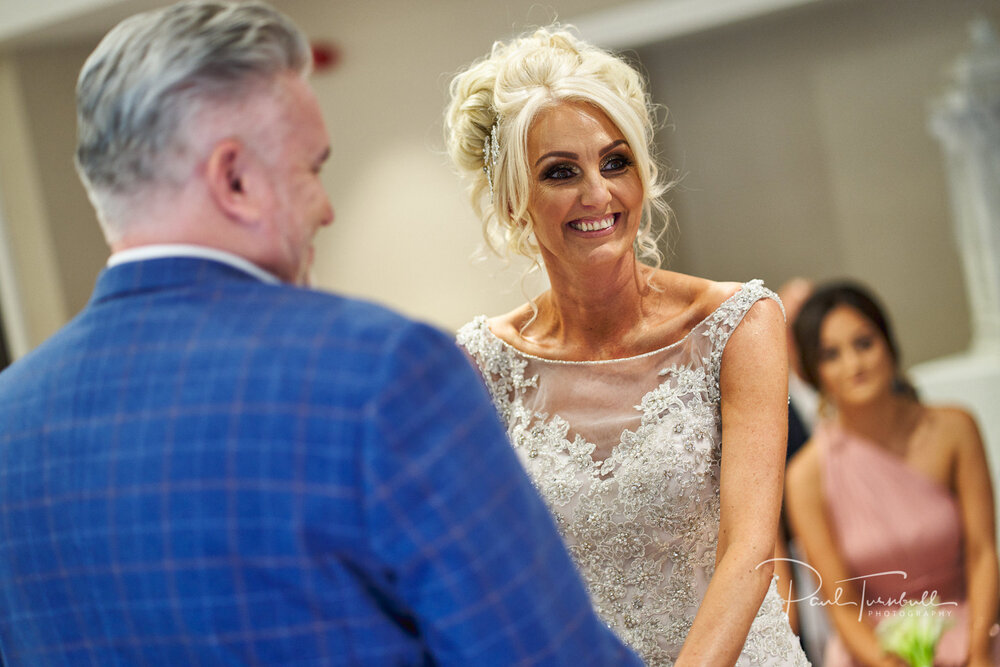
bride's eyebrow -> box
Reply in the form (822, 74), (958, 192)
(599, 139), (628, 157)
(535, 151), (577, 166)
(533, 139), (629, 167)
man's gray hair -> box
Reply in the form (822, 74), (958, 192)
(75, 1), (311, 236)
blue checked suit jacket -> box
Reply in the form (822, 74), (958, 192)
(0, 257), (639, 666)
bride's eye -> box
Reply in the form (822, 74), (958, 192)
(543, 164), (578, 180)
(601, 154), (633, 173)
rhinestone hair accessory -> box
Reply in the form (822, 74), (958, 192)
(483, 121), (499, 201)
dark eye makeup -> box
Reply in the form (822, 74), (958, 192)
(601, 154), (633, 172)
(539, 153), (634, 181)
(543, 164), (579, 180)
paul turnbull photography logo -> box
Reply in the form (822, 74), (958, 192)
(759, 558), (959, 622)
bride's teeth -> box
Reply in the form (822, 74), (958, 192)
(573, 215), (614, 232)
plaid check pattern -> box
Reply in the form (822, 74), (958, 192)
(0, 257), (638, 666)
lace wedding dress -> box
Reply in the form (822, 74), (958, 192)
(458, 280), (809, 666)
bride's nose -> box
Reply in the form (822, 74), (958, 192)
(580, 172), (612, 208)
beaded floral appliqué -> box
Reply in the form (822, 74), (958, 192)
(457, 281), (808, 666)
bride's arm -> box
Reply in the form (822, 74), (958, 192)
(675, 297), (787, 667)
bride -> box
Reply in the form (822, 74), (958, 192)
(446, 26), (809, 666)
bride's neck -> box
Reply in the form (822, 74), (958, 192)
(527, 257), (652, 354)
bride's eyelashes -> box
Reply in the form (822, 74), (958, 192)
(601, 154), (633, 173)
(539, 153), (635, 182)
(542, 163), (579, 180)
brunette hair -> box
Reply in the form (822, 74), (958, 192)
(793, 281), (916, 398)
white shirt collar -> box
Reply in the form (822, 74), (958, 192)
(106, 244), (282, 285)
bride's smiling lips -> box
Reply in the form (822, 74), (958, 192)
(567, 213), (619, 235)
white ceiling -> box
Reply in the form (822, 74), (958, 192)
(573, 0), (830, 49)
(0, 0), (836, 51)
(0, 0), (165, 50)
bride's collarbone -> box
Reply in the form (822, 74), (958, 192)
(490, 279), (728, 360)
(496, 313), (702, 362)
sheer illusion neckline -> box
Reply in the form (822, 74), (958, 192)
(481, 282), (751, 366)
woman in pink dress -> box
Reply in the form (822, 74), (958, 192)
(786, 282), (999, 666)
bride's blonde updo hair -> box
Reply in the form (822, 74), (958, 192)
(445, 26), (672, 267)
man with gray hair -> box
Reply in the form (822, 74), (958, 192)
(0, 2), (640, 665)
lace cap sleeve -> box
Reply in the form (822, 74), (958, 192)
(703, 279), (784, 402)
(455, 316), (537, 420)
(456, 316), (491, 366)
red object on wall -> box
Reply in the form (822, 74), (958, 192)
(311, 42), (341, 72)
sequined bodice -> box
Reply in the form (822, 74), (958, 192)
(458, 280), (809, 666)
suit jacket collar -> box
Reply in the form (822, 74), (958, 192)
(89, 256), (273, 306)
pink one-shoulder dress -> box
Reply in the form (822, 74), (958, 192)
(818, 421), (999, 666)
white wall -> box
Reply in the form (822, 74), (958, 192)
(12, 44), (107, 317)
(0, 55), (68, 354)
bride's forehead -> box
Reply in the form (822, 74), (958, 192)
(528, 103), (626, 149)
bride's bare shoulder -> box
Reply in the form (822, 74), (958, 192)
(648, 270), (742, 320)
(486, 303), (536, 346)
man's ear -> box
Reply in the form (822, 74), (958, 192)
(204, 139), (266, 226)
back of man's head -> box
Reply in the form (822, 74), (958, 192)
(75, 1), (311, 241)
